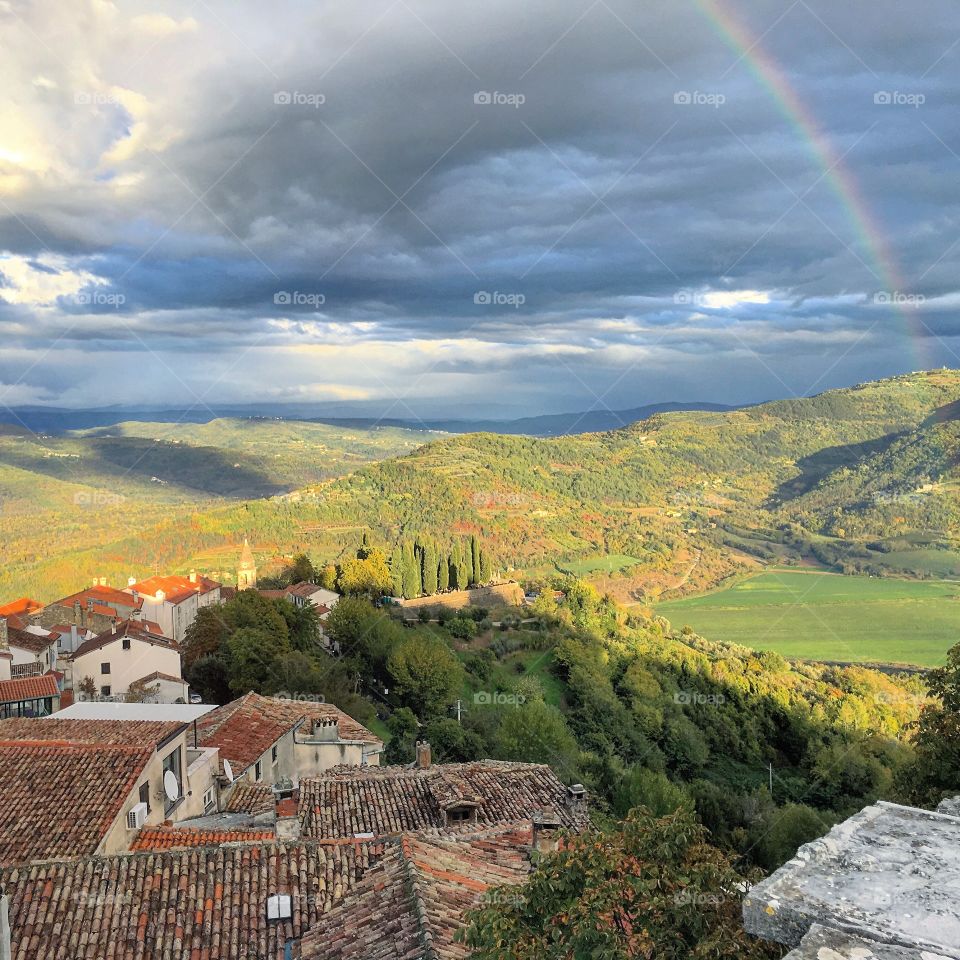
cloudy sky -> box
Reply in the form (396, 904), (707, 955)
(1, 0), (959, 419)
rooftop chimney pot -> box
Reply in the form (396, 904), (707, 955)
(416, 741), (432, 769)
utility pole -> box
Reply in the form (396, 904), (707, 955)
(454, 699), (463, 724)
(769, 762), (773, 797)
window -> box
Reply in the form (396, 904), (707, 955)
(162, 747), (183, 816)
(122, 638), (131, 650)
(100, 662), (111, 674)
(203, 787), (216, 813)
(139, 781), (151, 813)
(101, 685), (111, 697)
(255, 761), (263, 781)
(271, 745), (278, 765)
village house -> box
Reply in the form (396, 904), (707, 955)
(285, 582), (339, 611)
(33, 581), (143, 634)
(5, 623), (58, 678)
(0, 715), (222, 864)
(0, 618), (61, 717)
(297, 745), (589, 840)
(125, 572), (222, 644)
(69, 620), (188, 703)
(196, 692), (382, 790)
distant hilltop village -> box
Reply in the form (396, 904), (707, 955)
(0, 539), (337, 714)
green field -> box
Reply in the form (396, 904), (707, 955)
(561, 554), (642, 575)
(657, 571), (960, 667)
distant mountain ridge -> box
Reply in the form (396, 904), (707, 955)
(3, 400), (737, 437)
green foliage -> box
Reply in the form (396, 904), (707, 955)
(494, 700), (580, 780)
(460, 806), (780, 960)
(750, 802), (831, 871)
(225, 626), (292, 694)
(613, 768), (692, 818)
(388, 633), (464, 715)
(383, 707), (419, 765)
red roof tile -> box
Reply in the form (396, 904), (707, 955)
(0, 674), (59, 704)
(130, 574), (220, 603)
(0, 598), (43, 618)
(130, 826), (276, 851)
(224, 782), (274, 815)
(0, 717), (184, 748)
(54, 585), (142, 611)
(0, 739), (151, 865)
(196, 692), (380, 774)
(5, 626), (56, 654)
(72, 620), (177, 659)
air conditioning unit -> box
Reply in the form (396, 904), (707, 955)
(127, 802), (148, 830)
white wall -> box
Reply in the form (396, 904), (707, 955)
(73, 636), (183, 700)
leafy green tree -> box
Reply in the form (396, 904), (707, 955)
(453, 540), (469, 590)
(750, 803), (830, 871)
(383, 707), (419, 765)
(276, 598), (322, 653)
(181, 606), (229, 670)
(389, 544), (404, 597)
(494, 700), (579, 780)
(446, 616), (477, 640)
(185, 655), (232, 704)
(338, 548), (393, 597)
(225, 627), (292, 694)
(900, 642), (960, 805)
(319, 564), (338, 591)
(423, 717), (486, 762)
(479, 547), (492, 584)
(388, 634), (464, 715)
(613, 768), (692, 818)
(460, 807), (779, 960)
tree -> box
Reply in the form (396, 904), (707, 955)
(422, 540), (439, 595)
(452, 540), (469, 591)
(339, 548), (393, 597)
(287, 553), (316, 584)
(388, 634), (464, 715)
(460, 807), (779, 960)
(494, 700), (580, 780)
(401, 542), (421, 599)
(613, 768), (692, 818)
(383, 707), (419, 765)
(750, 803), (830, 871)
(276, 598), (322, 653)
(319, 564), (338, 591)
(225, 627), (292, 694)
(437, 552), (450, 591)
(423, 717), (486, 762)
(186, 655), (232, 705)
(470, 535), (481, 586)
(389, 544), (404, 597)
(479, 547), (492, 584)
(181, 606), (229, 671)
(900, 641), (960, 805)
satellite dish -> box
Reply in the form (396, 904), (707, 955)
(223, 759), (234, 783)
(163, 770), (180, 803)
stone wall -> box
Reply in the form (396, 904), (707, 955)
(396, 581), (523, 613)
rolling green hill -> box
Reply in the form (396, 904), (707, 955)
(2, 370), (958, 629)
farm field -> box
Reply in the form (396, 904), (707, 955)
(560, 553), (642, 575)
(657, 570), (960, 667)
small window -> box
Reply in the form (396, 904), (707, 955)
(271, 745), (278, 764)
(203, 787), (216, 813)
(255, 761), (263, 781)
(100, 662), (111, 674)
(122, 638), (131, 650)
(101, 685), (111, 697)
(139, 781), (151, 813)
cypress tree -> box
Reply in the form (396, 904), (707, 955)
(422, 540), (438, 595)
(470, 535), (481, 586)
(402, 542), (420, 598)
(438, 551), (450, 591)
(389, 544), (404, 597)
(479, 547), (491, 584)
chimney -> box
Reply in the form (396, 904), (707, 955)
(0, 618), (7, 650)
(275, 789), (300, 841)
(566, 783), (587, 819)
(313, 718), (339, 742)
(531, 810), (563, 856)
(415, 741), (431, 769)
(189, 569), (197, 584)
(128, 577), (137, 588)
(93, 578), (99, 588)
(0, 889), (11, 960)
(100, 577), (107, 587)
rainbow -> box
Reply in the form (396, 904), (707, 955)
(692, 0), (928, 366)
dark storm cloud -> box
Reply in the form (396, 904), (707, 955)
(0, 0), (959, 410)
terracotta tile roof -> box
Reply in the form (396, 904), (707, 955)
(0, 739), (151, 865)
(285, 582), (323, 599)
(224, 782), (275, 814)
(54, 585), (142, 611)
(130, 574), (221, 603)
(0, 674), (59, 704)
(300, 825), (533, 960)
(133, 670), (187, 685)
(0, 717), (184, 748)
(0, 840), (384, 960)
(130, 826), (277, 851)
(5, 626), (56, 654)
(299, 761), (588, 840)
(196, 692), (381, 774)
(0, 598), (43, 618)
(72, 620), (178, 659)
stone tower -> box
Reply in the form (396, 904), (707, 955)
(237, 538), (257, 590)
